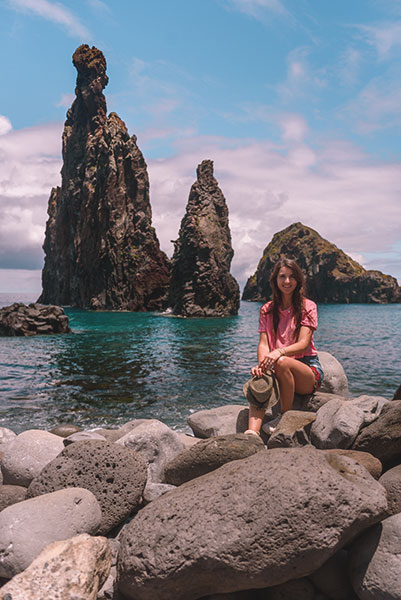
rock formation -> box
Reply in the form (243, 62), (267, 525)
(242, 222), (401, 303)
(0, 303), (70, 336)
(168, 160), (240, 316)
(39, 45), (170, 310)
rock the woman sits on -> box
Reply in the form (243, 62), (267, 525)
(245, 258), (324, 436)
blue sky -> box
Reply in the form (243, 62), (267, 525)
(0, 0), (401, 294)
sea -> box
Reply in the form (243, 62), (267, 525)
(0, 293), (399, 434)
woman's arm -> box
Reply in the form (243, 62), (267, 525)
(251, 332), (270, 377)
(259, 326), (313, 371)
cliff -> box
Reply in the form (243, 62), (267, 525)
(168, 160), (240, 316)
(39, 45), (170, 310)
(242, 222), (401, 304)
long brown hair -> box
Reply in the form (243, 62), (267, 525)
(267, 258), (306, 342)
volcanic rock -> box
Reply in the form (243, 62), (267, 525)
(39, 45), (170, 310)
(0, 533), (111, 600)
(27, 440), (148, 534)
(378, 465), (401, 516)
(352, 400), (401, 465)
(117, 447), (387, 600)
(0, 303), (70, 336)
(168, 160), (240, 316)
(242, 222), (401, 303)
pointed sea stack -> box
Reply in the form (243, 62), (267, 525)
(39, 45), (170, 310)
(243, 222), (401, 304)
(169, 160), (240, 316)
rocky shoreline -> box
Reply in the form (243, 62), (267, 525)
(0, 353), (401, 599)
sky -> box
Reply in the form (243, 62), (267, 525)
(0, 0), (401, 295)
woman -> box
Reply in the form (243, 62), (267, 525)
(245, 258), (324, 436)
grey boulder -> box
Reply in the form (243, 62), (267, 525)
(318, 351), (349, 397)
(0, 426), (17, 452)
(187, 405), (248, 438)
(321, 449), (382, 480)
(311, 396), (386, 450)
(0, 533), (111, 600)
(164, 433), (265, 486)
(27, 440), (147, 534)
(0, 484), (27, 511)
(117, 447), (387, 600)
(349, 512), (401, 599)
(1, 429), (65, 486)
(116, 419), (184, 483)
(0, 487), (101, 578)
(310, 549), (354, 600)
(379, 465), (401, 516)
(266, 410), (315, 449)
(352, 400), (401, 464)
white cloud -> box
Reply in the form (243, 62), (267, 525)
(56, 93), (75, 108)
(0, 116), (12, 136)
(7, 0), (91, 39)
(1, 121), (400, 291)
(338, 46), (362, 86)
(343, 76), (401, 133)
(276, 47), (326, 102)
(358, 22), (401, 59)
(278, 113), (308, 142)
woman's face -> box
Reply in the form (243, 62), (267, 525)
(276, 266), (297, 297)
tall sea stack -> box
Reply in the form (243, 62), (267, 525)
(243, 222), (401, 304)
(39, 45), (170, 310)
(169, 160), (240, 317)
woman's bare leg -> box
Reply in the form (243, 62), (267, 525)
(247, 404), (265, 433)
(274, 356), (315, 413)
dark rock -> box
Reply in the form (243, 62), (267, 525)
(242, 222), (401, 304)
(49, 424), (82, 438)
(117, 447), (387, 600)
(393, 384), (401, 400)
(39, 45), (170, 310)
(266, 410), (315, 449)
(379, 465), (401, 516)
(292, 391), (347, 413)
(0, 303), (70, 336)
(187, 405), (249, 438)
(0, 485), (27, 511)
(168, 160), (240, 316)
(164, 433), (265, 486)
(27, 440), (147, 535)
(267, 577), (315, 600)
(352, 400), (401, 465)
(321, 449), (382, 480)
(310, 549), (354, 600)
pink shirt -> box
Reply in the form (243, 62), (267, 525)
(258, 298), (318, 358)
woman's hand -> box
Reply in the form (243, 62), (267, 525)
(259, 349), (283, 372)
(250, 365), (264, 378)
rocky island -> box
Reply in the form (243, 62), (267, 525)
(39, 45), (170, 311)
(169, 160), (240, 317)
(243, 222), (401, 304)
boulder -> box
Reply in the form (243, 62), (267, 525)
(187, 405), (248, 438)
(292, 391), (347, 413)
(317, 352), (349, 398)
(178, 433), (201, 449)
(0, 303), (71, 336)
(63, 431), (107, 445)
(116, 420), (185, 483)
(27, 440), (147, 535)
(0, 427), (17, 452)
(0, 533), (111, 600)
(0, 485), (27, 511)
(0, 487), (101, 578)
(392, 384), (401, 400)
(310, 395), (387, 450)
(1, 429), (65, 486)
(117, 447), (387, 600)
(168, 159), (240, 317)
(49, 423), (82, 437)
(143, 482), (176, 504)
(379, 465), (401, 516)
(39, 45), (170, 311)
(93, 419), (156, 442)
(352, 400), (401, 465)
(321, 449), (382, 480)
(266, 410), (315, 449)
(310, 549), (354, 600)
(164, 433), (265, 486)
(349, 513), (401, 599)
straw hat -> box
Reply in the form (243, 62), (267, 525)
(243, 372), (280, 410)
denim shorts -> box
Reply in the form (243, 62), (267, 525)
(296, 354), (324, 392)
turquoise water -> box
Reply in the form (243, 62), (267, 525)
(0, 294), (400, 433)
